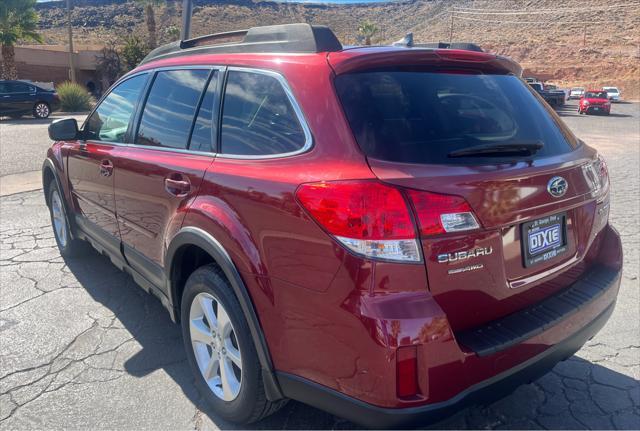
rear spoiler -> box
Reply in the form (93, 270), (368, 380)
(328, 47), (523, 77)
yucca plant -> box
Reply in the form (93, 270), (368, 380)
(56, 82), (94, 112)
(358, 20), (379, 46)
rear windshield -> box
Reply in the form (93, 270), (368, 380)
(586, 92), (608, 99)
(335, 71), (578, 164)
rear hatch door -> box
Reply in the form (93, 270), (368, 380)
(334, 66), (608, 331)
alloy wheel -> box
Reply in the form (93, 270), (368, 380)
(51, 189), (68, 248)
(189, 292), (243, 401)
(35, 103), (50, 118)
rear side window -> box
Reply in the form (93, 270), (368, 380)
(335, 72), (578, 165)
(4, 82), (32, 93)
(220, 70), (306, 156)
(84, 74), (148, 143)
(136, 69), (210, 149)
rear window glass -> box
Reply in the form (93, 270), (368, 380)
(585, 92), (608, 99)
(335, 72), (578, 164)
(220, 70), (307, 156)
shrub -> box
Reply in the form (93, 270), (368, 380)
(121, 35), (149, 72)
(56, 82), (94, 112)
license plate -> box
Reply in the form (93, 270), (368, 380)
(522, 213), (568, 267)
(594, 107), (600, 111)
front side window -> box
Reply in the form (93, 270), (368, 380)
(136, 69), (210, 149)
(220, 70), (306, 156)
(84, 74), (148, 143)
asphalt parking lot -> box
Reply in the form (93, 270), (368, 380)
(1, 101), (639, 429)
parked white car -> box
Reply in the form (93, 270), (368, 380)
(603, 86), (621, 102)
(569, 87), (585, 100)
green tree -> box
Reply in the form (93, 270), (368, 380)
(120, 34), (149, 72)
(357, 20), (378, 46)
(135, 0), (164, 49)
(0, 0), (42, 80)
(95, 40), (123, 90)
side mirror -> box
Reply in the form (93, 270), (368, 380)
(48, 118), (79, 141)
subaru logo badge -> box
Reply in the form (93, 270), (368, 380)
(547, 176), (568, 198)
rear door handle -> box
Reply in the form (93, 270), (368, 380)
(99, 159), (113, 177)
(164, 175), (191, 197)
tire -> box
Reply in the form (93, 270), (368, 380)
(181, 265), (287, 424)
(47, 181), (83, 257)
(33, 102), (51, 119)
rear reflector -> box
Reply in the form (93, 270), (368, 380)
(396, 345), (418, 398)
(406, 190), (480, 236)
(296, 181), (420, 262)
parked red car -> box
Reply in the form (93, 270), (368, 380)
(579, 90), (611, 115)
(43, 24), (622, 428)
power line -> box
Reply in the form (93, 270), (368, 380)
(451, 3), (640, 14)
(451, 15), (639, 25)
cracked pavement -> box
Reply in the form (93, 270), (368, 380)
(0, 101), (639, 429)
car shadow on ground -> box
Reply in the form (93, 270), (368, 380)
(63, 244), (638, 430)
(0, 116), (58, 124)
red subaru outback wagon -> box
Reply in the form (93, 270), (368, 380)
(43, 24), (622, 427)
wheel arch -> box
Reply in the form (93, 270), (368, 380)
(42, 157), (76, 239)
(165, 226), (283, 400)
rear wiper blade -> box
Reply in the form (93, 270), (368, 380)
(448, 141), (544, 158)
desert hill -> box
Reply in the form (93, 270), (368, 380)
(34, 0), (640, 98)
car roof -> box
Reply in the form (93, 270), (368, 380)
(138, 23), (521, 78)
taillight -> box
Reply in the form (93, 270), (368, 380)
(406, 190), (479, 236)
(295, 181), (421, 262)
(593, 154), (610, 202)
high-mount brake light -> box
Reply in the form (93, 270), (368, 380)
(406, 190), (480, 236)
(295, 181), (421, 262)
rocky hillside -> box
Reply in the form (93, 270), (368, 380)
(34, 0), (640, 98)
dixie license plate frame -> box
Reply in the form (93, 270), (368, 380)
(522, 212), (568, 267)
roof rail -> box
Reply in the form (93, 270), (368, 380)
(391, 33), (484, 52)
(140, 23), (343, 65)
(415, 41), (484, 52)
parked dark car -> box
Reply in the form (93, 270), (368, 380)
(43, 24), (622, 428)
(0, 80), (59, 119)
(528, 81), (566, 107)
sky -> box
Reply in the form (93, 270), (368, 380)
(37, 0), (397, 3)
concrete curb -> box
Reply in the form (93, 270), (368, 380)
(0, 171), (42, 197)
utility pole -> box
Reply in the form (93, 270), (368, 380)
(66, 0), (76, 82)
(181, 0), (193, 40)
(449, 12), (454, 43)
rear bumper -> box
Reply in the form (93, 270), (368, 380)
(277, 224), (622, 428)
(49, 99), (61, 112)
(278, 299), (616, 428)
